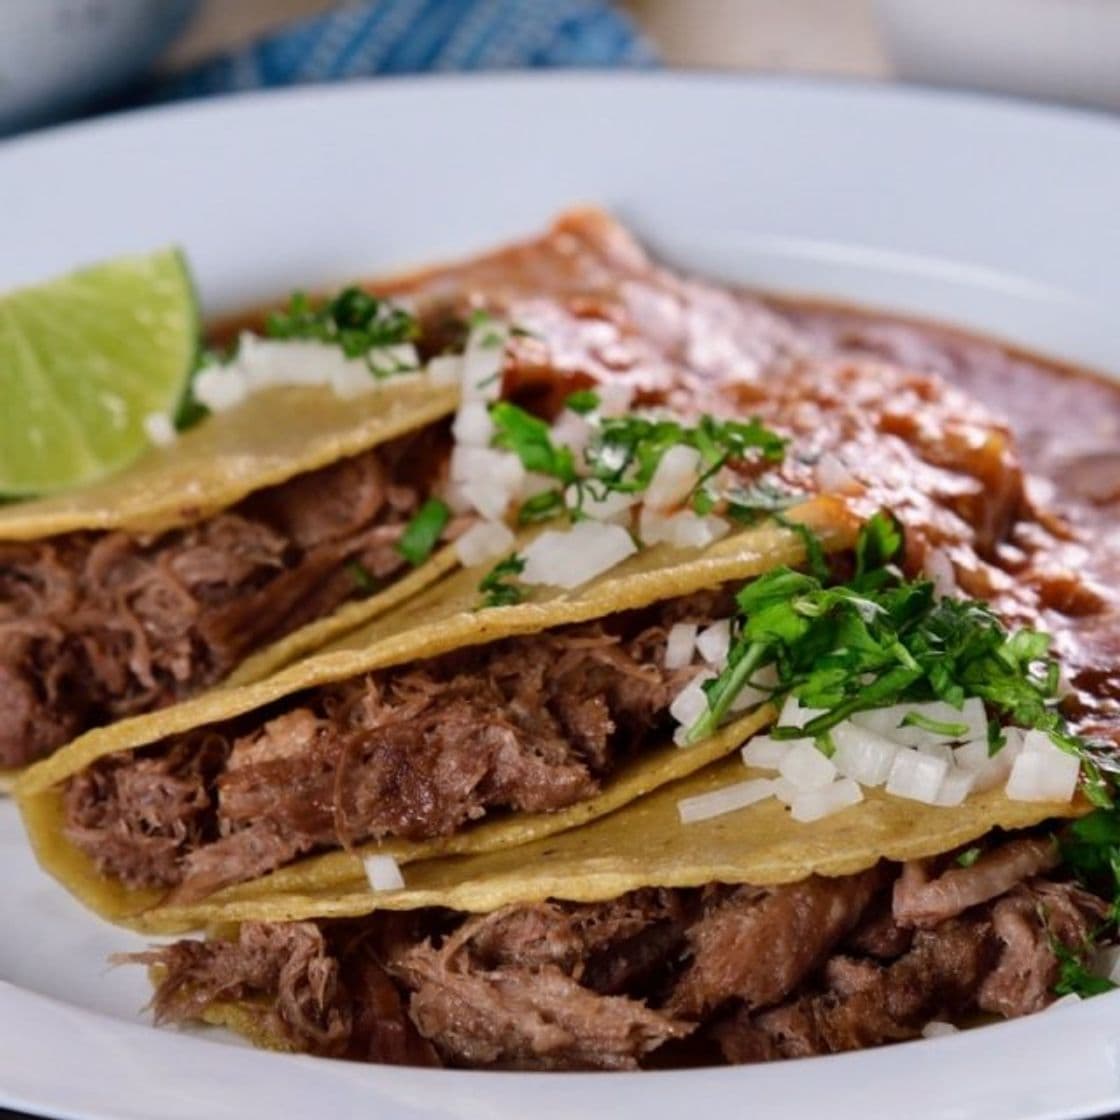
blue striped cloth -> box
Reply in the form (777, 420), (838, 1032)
(147, 0), (657, 103)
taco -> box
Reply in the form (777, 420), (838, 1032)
(14, 497), (860, 932)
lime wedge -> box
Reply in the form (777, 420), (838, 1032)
(0, 248), (199, 496)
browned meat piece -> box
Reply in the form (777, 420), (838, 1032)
(64, 592), (726, 896)
(387, 900), (692, 1070)
(843, 893), (913, 960)
(0, 428), (448, 769)
(978, 880), (1109, 1017)
(715, 916), (1000, 1062)
(134, 921), (438, 1065)
(667, 870), (884, 1019)
(893, 836), (1060, 929)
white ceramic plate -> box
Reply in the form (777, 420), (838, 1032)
(2, 74), (1120, 1120)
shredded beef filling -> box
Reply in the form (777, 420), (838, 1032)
(138, 835), (1112, 1070)
(64, 590), (732, 899)
(0, 426), (453, 769)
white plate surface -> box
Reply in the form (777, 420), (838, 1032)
(2, 73), (1120, 1120)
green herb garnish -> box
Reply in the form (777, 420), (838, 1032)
(901, 712), (971, 738)
(396, 498), (451, 568)
(1052, 937), (1116, 998)
(265, 288), (418, 373)
(1061, 809), (1120, 921)
(956, 846), (982, 868)
(478, 554), (527, 608)
(683, 514), (1108, 805)
(565, 389), (601, 415)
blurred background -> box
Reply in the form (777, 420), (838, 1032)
(3, 0), (1119, 137)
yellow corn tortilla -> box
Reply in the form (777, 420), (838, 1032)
(16, 498), (859, 931)
(147, 754), (1088, 931)
(0, 379), (462, 785)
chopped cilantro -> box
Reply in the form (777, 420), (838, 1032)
(1061, 809), (1120, 921)
(517, 489), (566, 525)
(726, 479), (805, 524)
(1052, 938), (1116, 998)
(565, 389), (601, 415)
(956, 846), (982, 868)
(265, 287), (417, 372)
(901, 712), (971, 738)
(684, 515), (1111, 804)
(490, 402), (576, 481)
(478, 554), (527, 608)
(396, 498), (451, 568)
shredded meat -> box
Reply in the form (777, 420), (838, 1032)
(141, 838), (1113, 1071)
(892, 835), (1061, 929)
(65, 590), (730, 897)
(0, 428), (450, 769)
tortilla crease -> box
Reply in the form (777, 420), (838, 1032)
(147, 754), (1089, 932)
(15, 497), (858, 931)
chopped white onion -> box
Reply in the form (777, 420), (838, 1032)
(143, 412), (177, 447)
(934, 768), (976, 807)
(598, 381), (635, 417)
(461, 321), (508, 400)
(831, 722), (899, 787)
(923, 548), (959, 600)
(452, 400), (495, 447)
(955, 733), (1021, 794)
(771, 776), (801, 806)
(917, 742), (956, 767)
(427, 353), (463, 386)
(572, 485), (639, 524)
(1005, 745), (1080, 803)
(640, 507), (730, 550)
(921, 1021), (960, 1039)
(885, 749), (949, 804)
(665, 623), (699, 670)
(741, 735), (796, 771)
(520, 521), (637, 590)
(364, 854), (405, 892)
(696, 620), (732, 668)
(669, 670), (716, 731)
(453, 448), (525, 519)
(677, 778), (777, 824)
(454, 520), (515, 568)
(645, 445), (702, 510)
(814, 452), (860, 495)
(777, 695), (827, 731)
(551, 409), (593, 458)
(790, 778), (863, 822)
(851, 698), (986, 747)
(193, 365), (248, 411)
(778, 741), (838, 791)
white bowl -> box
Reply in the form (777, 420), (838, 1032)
(0, 0), (197, 134)
(875, 0), (1120, 111)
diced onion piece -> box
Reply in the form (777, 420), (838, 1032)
(143, 412), (176, 447)
(452, 400), (494, 447)
(364, 854), (405, 892)
(814, 452), (860, 494)
(776, 695), (827, 731)
(640, 507), (729, 549)
(520, 521), (637, 590)
(645, 445), (702, 510)
(670, 670), (715, 731)
(778, 741), (838, 791)
(1021, 728), (1061, 753)
(427, 353), (463, 386)
(923, 548), (959, 600)
(955, 733), (1021, 794)
(790, 778), (863, 823)
(771, 776), (801, 806)
(572, 485), (639, 524)
(741, 735), (796, 771)
(367, 343), (420, 376)
(193, 365), (248, 411)
(851, 699), (986, 747)
(917, 742), (955, 766)
(551, 410), (592, 458)
(1005, 745), (1080, 803)
(677, 778), (776, 824)
(831, 722), (899, 787)
(885, 750), (949, 804)
(696, 620), (732, 668)
(934, 768), (976, 807)
(665, 623), (699, 670)
(461, 321), (509, 400)
(455, 520), (515, 568)
(598, 381), (635, 417)
(728, 664), (780, 715)
(921, 1021), (960, 1039)
(453, 448), (525, 519)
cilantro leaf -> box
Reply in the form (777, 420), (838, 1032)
(396, 498), (451, 568)
(478, 554), (526, 608)
(565, 389), (601, 415)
